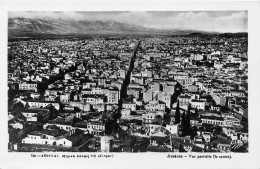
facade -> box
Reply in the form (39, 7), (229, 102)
(122, 103), (136, 111)
(212, 94), (226, 106)
(166, 124), (180, 135)
(145, 101), (165, 112)
(201, 116), (224, 126)
(100, 136), (113, 152)
(21, 109), (50, 123)
(21, 130), (71, 147)
(27, 101), (60, 110)
(19, 82), (37, 91)
(190, 100), (206, 110)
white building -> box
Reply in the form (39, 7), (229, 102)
(21, 109), (49, 123)
(86, 121), (105, 136)
(21, 130), (73, 147)
(190, 100), (206, 110)
(166, 124), (180, 135)
(100, 136), (113, 152)
(19, 82), (37, 91)
(201, 116), (224, 126)
(122, 103), (136, 111)
(145, 101), (165, 112)
(27, 101), (60, 110)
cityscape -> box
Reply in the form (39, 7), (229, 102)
(8, 11), (248, 153)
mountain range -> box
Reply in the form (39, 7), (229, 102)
(8, 17), (216, 37)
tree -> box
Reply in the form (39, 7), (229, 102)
(72, 116), (78, 125)
(241, 117), (248, 125)
(190, 126), (198, 140)
(179, 142), (186, 152)
(220, 106), (229, 112)
(181, 104), (191, 137)
(194, 107), (199, 117)
(74, 106), (81, 113)
(186, 104), (191, 135)
(13, 102), (24, 109)
(163, 112), (171, 125)
(130, 136), (137, 152)
(156, 115), (163, 125)
(49, 104), (56, 120)
(105, 118), (116, 135)
(181, 111), (186, 136)
(212, 126), (223, 136)
(175, 100), (180, 124)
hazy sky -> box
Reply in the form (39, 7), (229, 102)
(9, 11), (248, 33)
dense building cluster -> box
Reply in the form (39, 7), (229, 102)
(8, 33), (248, 152)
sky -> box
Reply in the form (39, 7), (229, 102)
(9, 11), (248, 33)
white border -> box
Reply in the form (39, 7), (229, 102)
(1, 1), (260, 169)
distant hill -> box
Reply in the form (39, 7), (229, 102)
(8, 17), (247, 38)
(8, 17), (215, 37)
(8, 17), (163, 36)
(218, 32), (248, 38)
